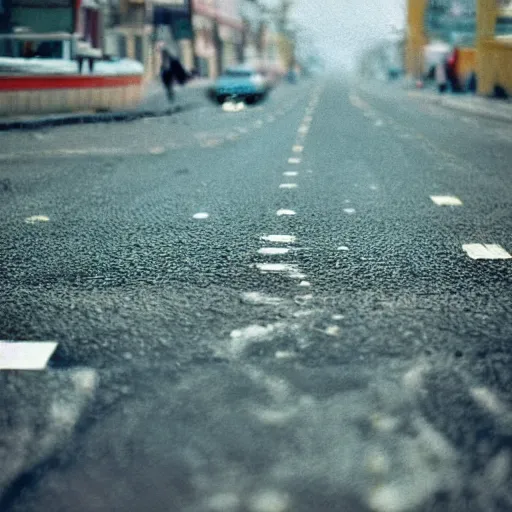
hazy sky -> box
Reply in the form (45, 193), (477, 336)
(279, 0), (406, 70)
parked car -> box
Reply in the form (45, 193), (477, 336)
(208, 65), (269, 105)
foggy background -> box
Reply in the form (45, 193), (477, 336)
(276, 0), (406, 71)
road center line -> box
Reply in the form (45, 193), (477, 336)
(288, 157), (301, 164)
(430, 195), (463, 206)
(261, 235), (296, 243)
(25, 215), (50, 224)
(258, 248), (290, 255)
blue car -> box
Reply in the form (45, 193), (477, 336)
(209, 65), (269, 105)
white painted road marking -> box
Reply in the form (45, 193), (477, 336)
(256, 263), (305, 279)
(241, 292), (283, 305)
(283, 171), (298, 177)
(292, 145), (304, 153)
(193, 212), (209, 219)
(149, 147), (166, 155)
(261, 235), (296, 243)
(276, 209), (296, 216)
(25, 215), (50, 224)
(430, 195), (463, 206)
(337, 246), (350, 251)
(258, 248), (290, 255)
(298, 125), (309, 135)
(343, 208), (356, 215)
(279, 183), (298, 189)
(0, 341), (58, 370)
(288, 157), (301, 164)
(463, 244), (511, 260)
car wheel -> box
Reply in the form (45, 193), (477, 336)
(216, 95), (226, 105)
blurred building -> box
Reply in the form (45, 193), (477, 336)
(192, 0), (243, 78)
(240, 0), (282, 78)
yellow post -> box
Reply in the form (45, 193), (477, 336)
(476, 0), (498, 95)
(405, 0), (428, 78)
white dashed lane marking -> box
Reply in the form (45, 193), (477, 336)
(279, 183), (298, 189)
(261, 235), (296, 243)
(288, 157), (301, 165)
(343, 208), (356, 215)
(0, 341), (58, 370)
(430, 195), (463, 206)
(192, 212), (209, 219)
(276, 209), (296, 216)
(463, 244), (511, 260)
(25, 215), (50, 224)
(255, 263), (305, 279)
(258, 248), (291, 255)
(149, 147), (166, 155)
(241, 292), (283, 305)
(292, 145), (304, 153)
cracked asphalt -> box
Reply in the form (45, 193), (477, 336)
(1, 76), (512, 512)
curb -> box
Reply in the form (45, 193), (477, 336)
(408, 91), (512, 123)
(0, 102), (198, 132)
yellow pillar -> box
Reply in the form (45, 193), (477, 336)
(405, 0), (428, 78)
(476, 0), (498, 95)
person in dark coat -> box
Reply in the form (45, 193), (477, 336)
(160, 48), (190, 101)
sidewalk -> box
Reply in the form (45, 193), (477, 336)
(407, 87), (512, 123)
(0, 78), (212, 132)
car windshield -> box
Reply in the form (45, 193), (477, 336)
(1, 1), (512, 512)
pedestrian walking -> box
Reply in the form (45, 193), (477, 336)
(160, 47), (190, 102)
(436, 60), (448, 94)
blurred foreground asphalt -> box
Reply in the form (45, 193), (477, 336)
(1, 75), (512, 512)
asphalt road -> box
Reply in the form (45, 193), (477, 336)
(1, 77), (512, 512)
